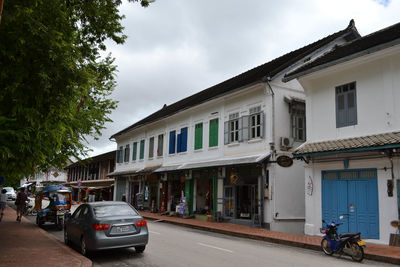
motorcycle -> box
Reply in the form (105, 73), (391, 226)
(24, 199), (37, 216)
(320, 216), (366, 262)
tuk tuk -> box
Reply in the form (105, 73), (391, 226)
(35, 186), (72, 230)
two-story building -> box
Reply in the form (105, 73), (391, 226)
(109, 21), (360, 234)
(284, 21), (400, 243)
(65, 150), (116, 202)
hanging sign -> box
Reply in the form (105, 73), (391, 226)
(276, 155), (293, 167)
(230, 173), (240, 184)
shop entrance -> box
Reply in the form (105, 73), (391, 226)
(224, 184), (258, 224)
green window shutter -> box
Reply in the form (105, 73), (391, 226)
(194, 123), (203, 150)
(132, 142), (137, 161)
(209, 118), (218, 147)
(140, 140), (145, 159)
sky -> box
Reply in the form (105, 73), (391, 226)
(86, 0), (399, 157)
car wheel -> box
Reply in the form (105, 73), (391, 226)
(64, 228), (70, 246)
(135, 245), (146, 253)
(36, 215), (43, 227)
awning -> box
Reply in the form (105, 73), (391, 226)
(294, 131), (400, 157)
(135, 164), (162, 175)
(154, 165), (182, 173)
(107, 169), (139, 177)
(65, 179), (114, 187)
(179, 153), (270, 170)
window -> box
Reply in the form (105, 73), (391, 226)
(177, 127), (188, 153)
(116, 146), (123, 163)
(290, 101), (306, 141)
(149, 137), (154, 158)
(157, 134), (164, 157)
(124, 144), (130, 162)
(250, 106), (263, 139)
(132, 142), (137, 161)
(229, 113), (239, 142)
(209, 118), (219, 147)
(336, 82), (357, 128)
(169, 130), (176, 154)
(139, 140), (145, 159)
(194, 123), (203, 150)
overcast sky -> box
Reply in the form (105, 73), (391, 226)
(85, 0), (398, 157)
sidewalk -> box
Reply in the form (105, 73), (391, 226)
(141, 211), (400, 265)
(0, 204), (91, 267)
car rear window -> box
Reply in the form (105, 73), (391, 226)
(92, 204), (138, 218)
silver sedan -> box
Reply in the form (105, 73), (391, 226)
(64, 201), (148, 256)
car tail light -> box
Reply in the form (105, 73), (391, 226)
(136, 220), (147, 227)
(92, 224), (110, 231)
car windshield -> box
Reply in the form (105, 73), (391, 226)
(92, 204), (138, 218)
(5, 188), (13, 192)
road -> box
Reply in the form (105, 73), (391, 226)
(18, 206), (391, 267)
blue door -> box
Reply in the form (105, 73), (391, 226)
(322, 169), (379, 239)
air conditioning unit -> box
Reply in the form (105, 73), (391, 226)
(280, 137), (293, 149)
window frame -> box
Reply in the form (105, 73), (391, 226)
(132, 142), (138, 161)
(157, 134), (164, 157)
(249, 106), (262, 139)
(148, 137), (154, 158)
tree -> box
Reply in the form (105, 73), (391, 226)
(0, 0), (151, 185)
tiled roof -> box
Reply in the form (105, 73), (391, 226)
(284, 21), (400, 81)
(111, 21), (358, 139)
(294, 131), (400, 156)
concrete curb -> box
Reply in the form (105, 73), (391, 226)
(144, 216), (400, 265)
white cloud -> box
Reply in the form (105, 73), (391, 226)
(86, 0), (400, 157)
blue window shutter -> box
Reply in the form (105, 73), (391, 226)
(177, 133), (182, 153)
(181, 127), (188, 152)
(169, 131), (176, 154)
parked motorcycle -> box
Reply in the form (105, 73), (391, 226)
(320, 216), (366, 262)
(24, 199), (37, 216)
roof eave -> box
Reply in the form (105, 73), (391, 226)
(294, 143), (400, 158)
(283, 38), (400, 82)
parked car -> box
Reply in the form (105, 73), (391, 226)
(2, 187), (16, 200)
(64, 201), (148, 256)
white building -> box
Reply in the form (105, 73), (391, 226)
(284, 21), (400, 243)
(109, 21), (359, 234)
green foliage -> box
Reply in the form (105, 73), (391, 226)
(0, 0), (151, 183)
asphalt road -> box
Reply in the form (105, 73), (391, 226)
(19, 207), (391, 267)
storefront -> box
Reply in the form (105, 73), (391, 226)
(192, 169), (217, 217)
(223, 165), (262, 226)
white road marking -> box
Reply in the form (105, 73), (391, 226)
(149, 230), (161, 235)
(197, 242), (233, 253)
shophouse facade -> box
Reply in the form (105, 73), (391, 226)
(65, 150), (116, 202)
(109, 21), (359, 234)
(284, 21), (400, 243)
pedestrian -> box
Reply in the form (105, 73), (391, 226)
(0, 189), (7, 222)
(15, 188), (27, 222)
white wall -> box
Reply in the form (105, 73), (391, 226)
(304, 157), (399, 244)
(300, 45), (400, 142)
(115, 83), (271, 173)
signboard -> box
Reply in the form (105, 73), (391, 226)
(276, 155), (293, 167)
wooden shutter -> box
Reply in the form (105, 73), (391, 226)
(177, 133), (182, 153)
(242, 115), (249, 141)
(259, 112), (264, 138)
(209, 118), (218, 147)
(157, 135), (163, 156)
(140, 140), (145, 159)
(133, 142), (137, 160)
(181, 127), (188, 152)
(195, 123), (203, 150)
(169, 131), (176, 154)
(224, 121), (229, 144)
